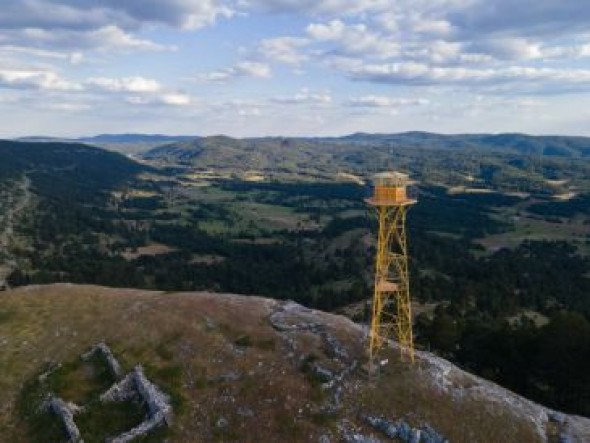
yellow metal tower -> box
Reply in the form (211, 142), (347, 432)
(366, 171), (417, 366)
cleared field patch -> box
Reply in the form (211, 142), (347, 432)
(122, 243), (177, 260)
(553, 192), (578, 201)
(475, 206), (590, 255)
(231, 202), (310, 231)
(448, 186), (495, 195)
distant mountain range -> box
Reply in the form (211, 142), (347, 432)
(80, 133), (197, 144)
(10, 131), (590, 159)
(321, 131), (590, 158)
(16, 133), (197, 144)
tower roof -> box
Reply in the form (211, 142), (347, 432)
(372, 171), (410, 187)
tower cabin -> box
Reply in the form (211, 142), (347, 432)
(365, 171), (416, 207)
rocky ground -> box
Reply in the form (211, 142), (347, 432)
(0, 284), (589, 442)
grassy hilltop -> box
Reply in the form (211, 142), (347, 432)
(1, 284), (589, 442)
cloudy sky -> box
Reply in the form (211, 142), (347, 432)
(2, 0), (590, 137)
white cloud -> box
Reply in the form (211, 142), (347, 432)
(2, 25), (173, 53)
(347, 62), (590, 90)
(306, 19), (399, 59)
(467, 38), (543, 61)
(45, 102), (93, 112)
(248, 0), (391, 16)
(211, 99), (267, 117)
(449, 0), (590, 38)
(126, 93), (192, 106)
(271, 88), (332, 104)
(199, 61), (271, 82)
(307, 20), (346, 40)
(0, 0), (234, 31)
(259, 37), (309, 65)
(0, 68), (81, 91)
(237, 107), (262, 116)
(85, 26), (175, 52)
(543, 42), (590, 60)
(0, 45), (84, 64)
(411, 18), (453, 38)
(348, 95), (430, 107)
(0, 1), (227, 59)
(87, 76), (162, 93)
(159, 93), (192, 106)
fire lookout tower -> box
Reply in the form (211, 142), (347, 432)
(365, 171), (417, 365)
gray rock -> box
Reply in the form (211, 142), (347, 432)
(100, 371), (136, 403)
(420, 424), (449, 443)
(362, 415), (398, 439)
(237, 406), (254, 418)
(362, 415), (448, 443)
(133, 365), (173, 425)
(217, 417), (229, 429)
(342, 434), (382, 443)
(107, 412), (167, 443)
(312, 364), (335, 384)
(559, 433), (574, 443)
(396, 421), (413, 442)
(550, 412), (568, 424)
(49, 396), (82, 443)
(320, 330), (349, 361)
(102, 365), (173, 442)
(81, 342), (123, 379)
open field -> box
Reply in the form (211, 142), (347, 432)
(122, 243), (177, 260)
(476, 205), (590, 255)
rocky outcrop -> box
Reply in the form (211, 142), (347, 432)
(270, 301), (359, 415)
(102, 365), (173, 442)
(48, 396), (82, 443)
(42, 344), (172, 443)
(270, 301), (353, 368)
(271, 301), (451, 443)
(134, 365), (173, 425)
(362, 415), (448, 443)
(106, 413), (168, 443)
(81, 342), (123, 379)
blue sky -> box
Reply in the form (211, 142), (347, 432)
(1, 0), (590, 137)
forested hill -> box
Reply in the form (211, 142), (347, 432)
(0, 140), (149, 192)
(142, 132), (590, 165)
(14, 132), (590, 158)
(333, 132), (590, 158)
(0, 140), (152, 288)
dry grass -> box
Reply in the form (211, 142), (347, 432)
(354, 349), (543, 443)
(0, 285), (326, 442)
